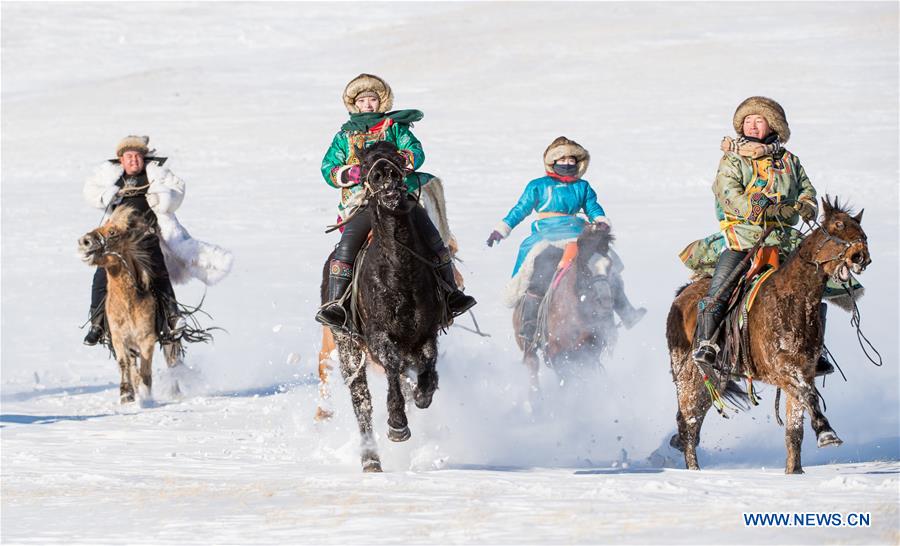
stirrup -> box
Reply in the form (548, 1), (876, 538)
(692, 341), (719, 366)
(315, 301), (352, 331)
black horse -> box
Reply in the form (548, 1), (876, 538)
(321, 141), (443, 472)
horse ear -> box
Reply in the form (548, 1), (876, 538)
(853, 208), (864, 224)
(821, 195), (833, 216)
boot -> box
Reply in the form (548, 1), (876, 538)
(816, 303), (835, 376)
(517, 292), (542, 343)
(437, 262), (476, 318)
(692, 296), (726, 366)
(164, 296), (185, 338)
(83, 306), (106, 346)
(692, 249), (747, 366)
(611, 276), (646, 329)
(315, 261), (353, 329)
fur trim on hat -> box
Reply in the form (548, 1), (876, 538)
(733, 96), (791, 143)
(343, 74), (393, 113)
(115, 135), (151, 157)
(543, 136), (590, 179)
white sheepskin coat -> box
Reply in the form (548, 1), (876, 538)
(83, 161), (233, 286)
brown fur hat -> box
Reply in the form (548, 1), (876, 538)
(115, 135), (151, 157)
(733, 96), (791, 143)
(343, 74), (394, 113)
(543, 136), (590, 179)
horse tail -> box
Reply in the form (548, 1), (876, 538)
(420, 177), (454, 247)
(722, 379), (753, 411)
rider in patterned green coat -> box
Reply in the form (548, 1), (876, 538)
(315, 74), (476, 330)
(686, 96), (852, 376)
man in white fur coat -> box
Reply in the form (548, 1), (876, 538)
(82, 135), (233, 345)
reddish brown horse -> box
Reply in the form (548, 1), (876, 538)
(667, 197), (870, 473)
(514, 223), (618, 391)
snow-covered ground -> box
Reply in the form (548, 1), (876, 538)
(2, 2), (898, 544)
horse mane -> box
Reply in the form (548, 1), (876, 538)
(105, 206), (156, 291)
(823, 194), (857, 217)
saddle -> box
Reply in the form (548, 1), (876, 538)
(714, 246), (780, 380)
(338, 239), (453, 336)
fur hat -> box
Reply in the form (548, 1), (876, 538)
(543, 136), (590, 179)
(343, 73), (393, 113)
(115, 135), (151, 157)
(733, 96), (791, 143)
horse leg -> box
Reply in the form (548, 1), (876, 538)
(673, 354), (711, 470)
(337, 338), (381, 472)
(315, 327), (335, 421)
(412, 339), (438, 409)
(111, 336), (134, 404)
(784, 393), (805, 474)
(386, 369), (411, 442)
(136, 342), (154, 406)
(782, 374), (842, 448)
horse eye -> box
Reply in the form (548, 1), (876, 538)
(833, 221), (844, 230)
(107, 228), (117, 237)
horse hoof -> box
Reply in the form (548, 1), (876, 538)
(388, 425), (411, 442)
(362, 459), (382, 473)
(785, 467), (805, 475)
(817, 430), (843, 448)
(414, 391), (434, 409)
(120, 392), (135, 404)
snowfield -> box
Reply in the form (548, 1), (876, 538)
(2, 2), (898, 544)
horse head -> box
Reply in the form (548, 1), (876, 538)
(78, 206), (154, 290)
(812, 195), (871, 283)
(577, 221), (615, 257)
(356, 141), (411, 214)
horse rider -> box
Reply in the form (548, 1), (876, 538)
(316, 73), (476, 329)
(486, 136), (646, 343)
(684, 97), (834, 372)
(82, 135), (233, 345)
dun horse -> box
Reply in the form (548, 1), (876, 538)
(514, 223), (619, 390)
(322, 141), (444, 472)
(78, 206), (182, 404)
(666, 197), (871, 473)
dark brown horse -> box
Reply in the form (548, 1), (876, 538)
(666, 197), (871, 473)
(514, 223), (619, 392)
(322, 141), (443, 472)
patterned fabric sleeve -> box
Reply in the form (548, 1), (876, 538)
(713, 154), (754, 219)
(794, 156), (818, 212)
(391, 124), (425, 170)
(321, 132), (348, 188)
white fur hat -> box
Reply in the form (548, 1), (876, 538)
(115, 135), (151, 157)
(342, 74), (393, 113)
(543, 136), (591, 179)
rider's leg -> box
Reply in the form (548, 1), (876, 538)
(84, 267), (107, 346)
(816, 303), (835, 376)
(315, 209), (372, 329)
(410, 204), (476, 317)
(609, 273), (646, 329)
(146, 236), (184, 336)
(519, 247), (564, 342)
(692, 248), (747, 366)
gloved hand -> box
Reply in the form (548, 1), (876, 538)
(797, 200), (817, 222)
(340, 165), (361, 186)
(593, 216), (612, 231)
(145, 193), (160, 208)
(486, 230), (504, 247)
